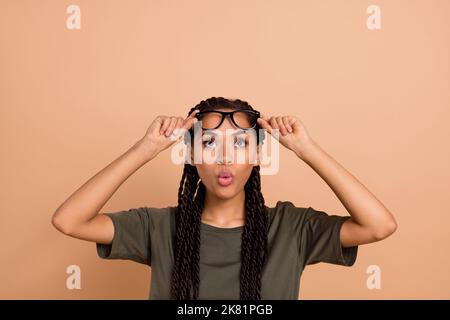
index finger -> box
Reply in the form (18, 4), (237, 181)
(181, 109), (200, 130)
(185, 109), (199, 120)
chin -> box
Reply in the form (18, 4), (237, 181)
(212, 187), (238, 200)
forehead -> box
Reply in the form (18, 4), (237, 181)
(202, 128), (247, 137)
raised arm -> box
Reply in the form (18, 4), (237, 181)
(51, 111), (198, 244)
(297, 140), (397, 247)
(257, 113), (397, 248)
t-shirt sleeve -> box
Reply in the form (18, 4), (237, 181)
(96, 207), (151, 266)
(283, 202), (357, 268)
(299, 206), (358, 267)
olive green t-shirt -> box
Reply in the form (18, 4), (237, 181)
(96, 200), (358, 299)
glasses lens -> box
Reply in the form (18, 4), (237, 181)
(233, 110), (257, 129)
(199, 112), (223, 129)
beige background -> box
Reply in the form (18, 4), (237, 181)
(1, 0), (449, 299)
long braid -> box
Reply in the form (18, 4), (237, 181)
(191, 182), (206, 298)
(170, 164), (202, 299)
(170, 97), (268, 300)
(242, 166), (268, 299)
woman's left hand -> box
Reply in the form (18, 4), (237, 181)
(257, 114), (315, 159)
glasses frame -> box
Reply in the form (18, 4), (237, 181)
(194, 109), (260, 130)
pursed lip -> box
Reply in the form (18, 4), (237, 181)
(218, 169), (233, 178)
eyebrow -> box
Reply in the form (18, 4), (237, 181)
(202, 129), (247, 136)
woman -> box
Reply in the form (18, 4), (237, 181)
(52, 97), (397, 300)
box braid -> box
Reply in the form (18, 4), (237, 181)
(170, 97), (269, 300)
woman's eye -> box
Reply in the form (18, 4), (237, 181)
(235, 137), (247, 148)
(202, 136), (247, 149)
(202, 137), (216, 149)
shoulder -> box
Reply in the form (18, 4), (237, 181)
(144, 205), (176, 226)
(266, 200), (309, 215)
(144, 205), (176, 217)
(266, 200), (312, 228)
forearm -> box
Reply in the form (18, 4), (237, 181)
(52, 139), (157, 232)
(295, 140), (397, 237)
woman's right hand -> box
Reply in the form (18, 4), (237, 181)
(138, 110), (200, 158)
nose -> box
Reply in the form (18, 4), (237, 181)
(216, 135), (233, 165)
(216, 157), (232, 165)
(216, 147), (233, 164)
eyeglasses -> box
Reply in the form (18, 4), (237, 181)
(195, 110), (260, 130)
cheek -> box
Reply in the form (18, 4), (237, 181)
(195, 165), (215, 184)
(234, 166), (254, 185)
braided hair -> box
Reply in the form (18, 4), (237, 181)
(170, 97), (269, 300)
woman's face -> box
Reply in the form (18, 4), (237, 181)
(191, 108), (260, 200)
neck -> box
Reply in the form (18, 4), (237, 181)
(201, 189), (246, 228)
